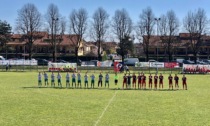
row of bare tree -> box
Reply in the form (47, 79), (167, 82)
(137, 8), (208, 63)
(13, 3), (209, 63)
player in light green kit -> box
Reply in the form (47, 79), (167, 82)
(91, 74), (95, 88)
(44, 72), (49, 87)
(38, 72), (42, 87)
(51, 72), (55, 87)
(105, 73), (110, 88)
(66, 72), (70, 88)
(84, 73), (88, 88)
(57, 72), (62, 88)
(77, 71), (82, 88)
(72, 72), (76, 88)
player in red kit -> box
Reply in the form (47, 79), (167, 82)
(168, 74), (173, 90)
(137, 73), (142, 89)
(132, 73), (137, 89)
(142, 73), (146, 89)
(148, 74), (152, 89)
(182, 74), (187, 90)
(154, 74), (158, 90)
(123, 74), (127, 89)
(174, 74), (179, 89)
(159, 73), (164, 89)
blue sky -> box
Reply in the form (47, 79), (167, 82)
(0, 0), (210, 37)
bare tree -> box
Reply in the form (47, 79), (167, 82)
(138, 7), (155, 61)
(159, 10), (179, 61)
(59, 17), (66, 35)
(136, 20), (146, 56)
(183, 8), (208, 63)
(45, 3), (60, 62)
(56, 16), (66, 54)
(92, 7), (109, 61)
(16, 3), (41, 59)
(69, 8), (88, 64)
(112, 8), (132, 63)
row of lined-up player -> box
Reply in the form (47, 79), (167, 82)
(37, 72), (187, 90)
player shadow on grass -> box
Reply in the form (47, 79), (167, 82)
(22, 86), (180, 91)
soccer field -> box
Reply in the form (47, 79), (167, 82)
(0, 71), (210, 126)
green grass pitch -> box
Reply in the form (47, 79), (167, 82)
(0, 71), (210, 126)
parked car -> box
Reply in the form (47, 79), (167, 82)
(196, 60), (207, 65)
(0, 56), (5, 60)
(183, 60), (194, 64)
(148, 59), (157, 62)
(90, 60), (99, 66)
(57, 59), (68, 63)
(176, 58), (184, 63)
(202, 59), (210, 64)
(124, 58), (139, 66)
(8, 58), (19, 60)
(69, 59), (82, 66)
(37, 59), (49, 66)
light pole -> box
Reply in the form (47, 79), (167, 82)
(127, 35), (135, 58)
(155, 17), (161, 73)
(53, 17), (59, 62)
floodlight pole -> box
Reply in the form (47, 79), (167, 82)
(155, 17), (161, 73)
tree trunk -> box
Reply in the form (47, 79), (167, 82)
(146, 47), (149, 61)
(28, 43), (32, 60)
(75, 47), (79, 66)
(169, 52), (172, 62)
(194, 52), (197, 64)
(98, 41), (102, 61)
(53, 50), (55, 62)
(122, 55), (125, 66)
(5, 45), (8, 59)
(146, 38), (150, 62)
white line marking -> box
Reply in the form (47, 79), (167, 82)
(94, 91), (118, 126)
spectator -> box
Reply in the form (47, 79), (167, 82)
(6, 63), (9, 71)
(125, 65), (129, 73)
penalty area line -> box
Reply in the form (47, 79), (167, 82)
(94, 91), (118, 126)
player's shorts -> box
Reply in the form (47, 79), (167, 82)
(58, 79), (61, 83)
(127, 81), (131, 85)
(91, 80), (95, 84)
(72, 78), (76, 82)
(85, 80), (88, 83)
(105, 80), (109, 83)
(38, 80), (41, 83)
(45, 79), (48, 82)
(78, 80), (81, 83)
(183, 82), (187, 85)
(123, 80), (127, 83)
(159, 81), (163, 84)
(154, 80), (157, 84)
(66, 80), (69, 83)
(115, 80), (118, 83)
(149, 81), (152, 84)
(133, 80), (136, 84)
(51, 80), (54, 83)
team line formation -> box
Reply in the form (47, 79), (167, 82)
(37, 72), (188, 90)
